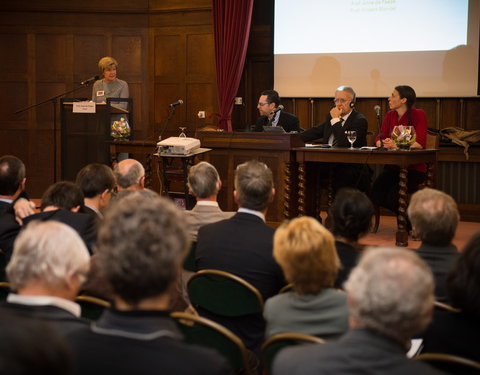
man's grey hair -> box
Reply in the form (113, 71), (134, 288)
(96, 192), (188, 306)
(187, 161), (220, 198)
(335, 85), (356, 102)
(234, 160), (273, 211)
(407, 188), (459, 246)
(114, 159), (145, 189)
(7, 221), (90, 291)
(345, 247), (434, 342)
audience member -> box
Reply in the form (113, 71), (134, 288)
(300, 86), (371, 194)
(264, 216), (348, 339)
(22, 181), (97, 254)
(254, 90), (300, 132)
(329, 188), (374, 288)
(67, 192), (232, 375)
(113, 158), (145, 191)
(185, 161), (234, 241)
(196, 160), (285, 352)
(371, 85), (428, 217)
(408, 187), (459, 301)
(273, 247), (442, 375)
(0, 155), (27, 214)
(421, 232), (480, 362)
(75, 163), (116, 220)
(0, 221), (90, 336)
(0, 311), (73, 375)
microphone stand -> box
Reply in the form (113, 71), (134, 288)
(14, 82), (93, 182)
(375, 114), (386, 150)
(158, 105), (178, 143)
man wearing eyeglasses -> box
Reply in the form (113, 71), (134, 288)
(300, 86), (371, 194)
(253, 89), (300, 132)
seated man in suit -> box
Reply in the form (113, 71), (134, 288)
(75, 163), (116, 219)
(66, 192), (231, 375)
(408, 188), (460, 302)
(254, 90), (300, 132)
(1, 220), (90, 336)
(22, 181), (97, 254)
(185, 161), (234, 241)
(300, 85), (371, 194)
(113, 158), (146, 192)
(196, 160), (286, 353)
(274, 247), (442, 375)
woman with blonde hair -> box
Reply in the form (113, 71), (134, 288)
(263, 216), (349, 338)
(91, 56), (129, 105)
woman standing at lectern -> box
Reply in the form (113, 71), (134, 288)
(91, 56), (129, 107)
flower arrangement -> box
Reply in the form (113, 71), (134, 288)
(111, 117), (131, 140)
(391, 125), (416, 149)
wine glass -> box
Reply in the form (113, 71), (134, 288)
(179, 127), (187, 138)
(345, 130), (357, 149)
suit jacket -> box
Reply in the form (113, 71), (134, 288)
(254, 111), (300, 132)
(196, 212), (285, 352)
(23, 210), (97, 254)
(66, 309), (232, 375)
(0, 302), (89, 337)
(0, 201), (11, 215)
(0, 213), (21, 262)
(416, 243), (458, 302)
(300, 109), (368, 147)
(185, 204), (235, 241)
(334, 241), (360, 289)
(273, 328), (443, 375)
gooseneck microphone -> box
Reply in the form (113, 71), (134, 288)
(374, 105), (385, 150)
(270, 104), (284, 115)
(81, 75), (100, 86)
(169, 100), (184, 107)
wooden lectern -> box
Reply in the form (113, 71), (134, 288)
(60, 98), (131, 181)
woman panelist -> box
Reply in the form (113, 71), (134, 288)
(371, 85), (427, 219)
(92, 56), (129, 108)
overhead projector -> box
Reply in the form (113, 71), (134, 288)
(157, 136), (201, 155)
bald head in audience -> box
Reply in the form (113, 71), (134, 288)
(114, 159), (145, 191)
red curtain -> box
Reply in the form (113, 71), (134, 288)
(212, 0), (254, 132)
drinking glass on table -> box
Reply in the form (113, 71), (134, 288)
(345, 130), (357, 149)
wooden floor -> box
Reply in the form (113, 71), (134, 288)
(358, 215), (480, 251)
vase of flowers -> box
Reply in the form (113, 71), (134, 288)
(111, 117), (131, 140)
(391, 125), (416, 150)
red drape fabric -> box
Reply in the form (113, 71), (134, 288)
(212, 0), (254, 131)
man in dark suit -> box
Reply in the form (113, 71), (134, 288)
(254, 89), (300, 132)
(0, 220), (90, 336)
(0, 155), (26, 215)
(196, 160), (286, 353)
(274, 247), (442, 375)
(66, 193), (232, 375)
(408, 188), (460, 302)
(22, 181), (97, 255)
(300, 86), (371, 194)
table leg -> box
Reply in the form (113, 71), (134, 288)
(145, 153), (152, 189)
(396, 167), (409, 247)
(284, 161), (292, 219)
(298, 162), (306, 216)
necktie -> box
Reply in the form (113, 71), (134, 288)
(332, 118), (344, 147)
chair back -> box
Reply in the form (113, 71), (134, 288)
(415, 353), (480, 374)
(171, 311), (253, 373)
(261, 333), (325, 375)
(0, 281), (11, 301)
(75, 295), (110, 321)
(187, 269), (264, 317)
(278, 283), (294, 294)
(183, 241), (197, 272)
(434, 300), (461, 313)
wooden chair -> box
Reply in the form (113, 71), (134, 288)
(434, 300), (461, 313)
(187, 269), (264, 317)
(75, 295), (110, 321)
(278, 283), (294, 294)
(415, 353), (480, 374)
(171, 311), (256, 374)
(183, 241), (197, 272)
(261, 333), (325, 375)
(371, 130), (440, 233)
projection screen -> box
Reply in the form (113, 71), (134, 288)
(274, 0), (480, 97)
